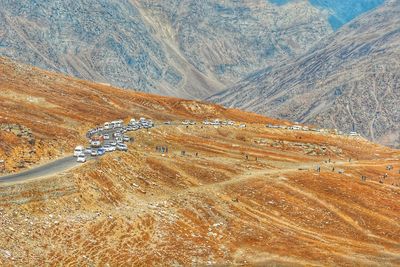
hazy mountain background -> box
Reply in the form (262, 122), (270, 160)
(0, 0), (384, 98)
(209, 0), (400, 147)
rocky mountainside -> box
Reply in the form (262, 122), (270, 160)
(0, 56), (277, 172)
(209, 0), (400, 147)
(1, 56), (399, 266)
(0, 0), (384, 98)
(136, 0), (332, 86)
(0, 0), (223, 99)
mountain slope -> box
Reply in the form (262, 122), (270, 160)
(137, 0), (332, 85)
(1, 0), (384, 98)
(0, 56), (278, 172)
(0, 0), (224, 99)
(209, 0), (400, 147)
(0, 57), (399, 266)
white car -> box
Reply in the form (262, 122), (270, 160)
(84, 147), (92, 154)
(109, 141), (117, 146)
(76, 154), (86, 163)
(117, 143), (128, 151)
(103, 145), (116, 152)
(103, 134), (110, 140)
(74, 146), (84, 157)
(91, 140), (101, 147)
(123, 136), (130, 142)
(104, 122), (111, 130)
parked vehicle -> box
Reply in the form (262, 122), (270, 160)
(123, 136), (130, 142)
(111, 120), (124, 129)
(164, 121), (171, 125)
(97, 148), (106, 156)
(76, 154), (86, 163)
(74, 146), (84, 157)
(103, 134), (110, 140)
(84, 147), (92, 154)
(104, 122), (112, 130)
(103, 145), (116, 152)
(91, 150), (98, 156)
(117, 143), (128, 151)
(91, 140), (101, 147)
(109, 141), (117, 146)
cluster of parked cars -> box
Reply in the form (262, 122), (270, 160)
(182, 120), (196, 125)
(128, 117), (154, 130)
(266, 123), (359, 137)
(76, 117), (154, 163)
(74, 142), (129, 163)
(202, 119), (235, 126)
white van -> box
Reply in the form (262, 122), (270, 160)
(74, 145), (84, 157)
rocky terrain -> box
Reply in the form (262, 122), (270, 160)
(0, 0), (222, 99)
(137, 0), (332, 85)
(0, 0), (384, 98)
(209, 0), (400, 148)
(0, 56), (276, 173)
(0, 57), (399, 266)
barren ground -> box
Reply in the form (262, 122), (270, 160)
(0, 57), (399, 266)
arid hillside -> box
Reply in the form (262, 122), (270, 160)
(0, 57), (399, 266)
(0, 56), (277, 173)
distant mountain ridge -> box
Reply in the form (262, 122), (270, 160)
(0, 0), (384, 98)
(209, 0), (400, 147)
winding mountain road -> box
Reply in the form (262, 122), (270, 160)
(0, 156), (79, 184)
(0, 120), (151, 184)
(0, 121), (242, 184)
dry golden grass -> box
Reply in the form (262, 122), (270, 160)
(0, 57), (399, 266)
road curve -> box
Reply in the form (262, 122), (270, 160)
(0, 156), (80, 184)
(0, 121), (192, 184)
